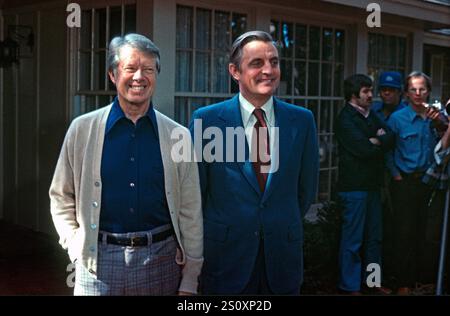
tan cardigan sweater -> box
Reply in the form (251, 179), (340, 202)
(49, 104), (203, 294)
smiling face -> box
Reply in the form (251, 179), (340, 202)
(108, 45), (157, 110)
(229, 40), (280, 108)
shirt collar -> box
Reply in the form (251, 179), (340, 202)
(349, 101), (370, 118)
(106, 97), (158, 135)
(239, 93), (274, 127)
(405, 104), (426, 123)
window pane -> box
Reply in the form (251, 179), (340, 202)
(308, 62), (319, 96)
(367, 33), (407, 92)
(213, 53), (229, 93)
(280, 60), (292, 95)
(295, 24), (307, 59)
(80, 10), (91, 49)
(322, 28), (333, 61)
(388, 36), (397, 67)
(98, 95), (111, 108)
(309, 26), (320, 60)
(320, 100), (331, 133)
(280, 22), (293, 58)
(321, 63), (332, 96)
(79, 52), (91, 90)
(196, 8), (211, 50)
(176, 51), (192, 91)
(334, 63), (344, 97)
(368, 33), (376, 65)
(214, 11), (230, 50)
(176, 6), (193, 49)
(232, 13), (247, 41)
(320, 134), (332, 168)
(270, 20), (279, 43)
(195, 52), (210, 92)
(94, 51), (106, 90)
(308, 99), (319, 128)
(109, 6), (122, 42)
(125, 5), (136, 34)
(85, 95), (97, 112)
(175, 97), (189, 126)
(398, 38), (406, 68)
(94, 8), (106, 49)
(335, 29), (345, 63)
(294, 61), (306, 96)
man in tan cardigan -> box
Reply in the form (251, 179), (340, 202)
(49, 34), (203, 295)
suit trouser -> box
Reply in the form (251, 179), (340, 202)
(338, 190), (382, 292)
(74, 225), (180, 296)
(391, 176), (445, 287)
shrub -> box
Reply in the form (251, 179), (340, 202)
(302, 201), (342, 294)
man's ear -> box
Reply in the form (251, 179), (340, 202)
(228, 63), (240, 82)
(108, 70), (116, 85)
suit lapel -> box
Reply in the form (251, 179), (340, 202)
(262, 98), (297, 202)
(219, 95), (261, 196)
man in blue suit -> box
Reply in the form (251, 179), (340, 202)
(189, 31), (319, 295)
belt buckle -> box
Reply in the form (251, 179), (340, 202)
(130, 236), (139, 247)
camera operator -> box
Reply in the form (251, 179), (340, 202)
(387, 71), (446, 295)
(424, 98), (450, 294)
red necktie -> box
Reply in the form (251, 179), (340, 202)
(251, 108), (271, 192)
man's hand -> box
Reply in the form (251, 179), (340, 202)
(376, 128), (386, 136)
(393, 175), (402, 181)
(425, 104), (448, 134)
(425, 105), (441, 120)
(369, 137), (381, 146)
(178, 291), (194, 296)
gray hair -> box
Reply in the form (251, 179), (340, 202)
(108, 33), (161, 76)
(229, 30), (275, 70)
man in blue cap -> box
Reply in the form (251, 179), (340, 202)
(372, 71), (408, 122)
(372, 71), (408, 290)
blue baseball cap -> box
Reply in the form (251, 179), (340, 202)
(378, 71), (402, 90)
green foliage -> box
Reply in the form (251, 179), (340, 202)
(302, 201), (342, 294)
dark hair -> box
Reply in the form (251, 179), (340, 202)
(108, 33), (161, 76)
(404, 71), (432, 93)
(229, 30), (275, 70)
(343, 74), (373, 101)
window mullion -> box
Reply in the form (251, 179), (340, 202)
(90, 9), (95, 91)
(105, 6), (110, 91)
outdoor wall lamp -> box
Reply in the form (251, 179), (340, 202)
(0, 25), (34, 68)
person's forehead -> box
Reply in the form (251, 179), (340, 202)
(119, 46), (155, 63)
(242, 40), (278, 56)
(408, 76), (426, 87)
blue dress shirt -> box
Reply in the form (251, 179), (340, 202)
(371, 99), (408, 122)
(99, 98), (170, 233)
(387, 105), (439, 177)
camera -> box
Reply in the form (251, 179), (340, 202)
(424, 100), (450, 116)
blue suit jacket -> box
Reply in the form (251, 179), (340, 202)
(189, 95), (319, 294)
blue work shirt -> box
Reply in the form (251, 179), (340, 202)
(99, 98), (170, 233)
(371, 99), (408, 122)
(386, 105), (439, 177)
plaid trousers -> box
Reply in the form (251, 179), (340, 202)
(74, 225), (181, 296)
